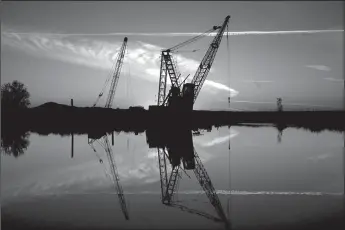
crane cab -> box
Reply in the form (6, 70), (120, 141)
(181, 83), (195, 111)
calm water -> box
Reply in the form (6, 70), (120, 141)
(2, 126), (344, 229)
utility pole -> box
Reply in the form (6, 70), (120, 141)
(112, 132), (114, 146)
(71, 99), (74, 158)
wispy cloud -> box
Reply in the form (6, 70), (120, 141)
(201, 130), (239, 147)
(242, 80), (274, 83)
(306, 65), (331, 71)
(242, 80), (274, 89)
(3, 29), (343, 37)
(1, 30), (238, 96)
(308, 153), (335, 161)
(324, 77), (344, 82)
(203, 80), (239, 97)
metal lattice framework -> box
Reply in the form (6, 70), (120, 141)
(192, 148), (229, 228)
(163, 165), (180, 204)
(158, 148), (169, 200)
(157, 55), (168, 106)
(162, 51), (181, 87)
(191, 16), (230, 103)
(105, 37), (128, 108)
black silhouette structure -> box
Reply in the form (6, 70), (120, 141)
(146, 127), (231, 230)
(1, 80), (31, 157)
(145, 17), (231, 229)
(1, 128), (30, 158)
(277, 98), (283, 112)
(1, 80), (30, 110)
(154, 15), (230, 113)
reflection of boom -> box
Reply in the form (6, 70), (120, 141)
(163, 165), (180, 204)
(171, 203), (223, 223)
(103, 135), (129, 220)
(192, 148), (230, 229)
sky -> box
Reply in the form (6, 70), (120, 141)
(1, 1), (344, 110)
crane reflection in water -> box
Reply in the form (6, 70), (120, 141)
(146, 127), (231, 230)
(144, 15), (232, 229)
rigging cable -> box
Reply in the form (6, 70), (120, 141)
(168, 27), (217, 52)
(89, 141), (113, 180)
(226, 24), (231, 111)
(93, 50), (120, 107)
(227, 129), (232, 224)
(126, 48), (131, 152)
(226, 23), (232, 225)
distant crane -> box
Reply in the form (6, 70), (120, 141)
(88, 37), (129, 220)
(154, 16), (231, 229)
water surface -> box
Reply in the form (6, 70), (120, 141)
(2, 126), (344, 229)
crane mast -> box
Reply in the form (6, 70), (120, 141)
(157, 56), (168, 106)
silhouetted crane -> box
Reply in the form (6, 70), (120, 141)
(157, 15), (230, 108)
(154, 16), (231, 229)
(88, 37), (129, 220)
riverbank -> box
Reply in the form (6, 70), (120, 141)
(2, 102), (345, 136)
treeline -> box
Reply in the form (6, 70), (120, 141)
(2, 102), (345, 136)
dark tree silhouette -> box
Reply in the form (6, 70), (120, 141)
(1, 81), (31, 157)
(1, 80), (31, 109)
(1, 131), (30, 157)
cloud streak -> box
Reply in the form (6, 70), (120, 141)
(201, 130), (239, 147)
(243, 80), (274, 83)
(324, 77), (344, 82)
(2, 31), (238, 97)
(231, 100), (340, 109)
(306, 65), (331, 71)
(3, 29), (343, 37)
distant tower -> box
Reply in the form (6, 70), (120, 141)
(228, 96), (231, 110)
(277, 98), (283, 112)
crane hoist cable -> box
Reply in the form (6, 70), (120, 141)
(93, 51), (120, 107)
(226, 23), (231, 110)
(89, 142), (113, 179)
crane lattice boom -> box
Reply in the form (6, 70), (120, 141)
(191, 16), (230, 104)
(105, 37), (128, 108)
